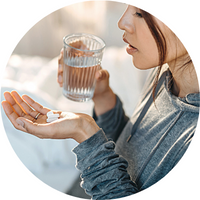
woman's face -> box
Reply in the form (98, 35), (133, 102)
(118, 5), (187, 70)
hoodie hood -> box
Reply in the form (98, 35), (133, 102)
(165, 69), (200, 113)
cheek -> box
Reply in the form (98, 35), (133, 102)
(135, 30), (160, 69)
(133, 43), (159, 70)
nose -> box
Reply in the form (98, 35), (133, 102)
(118, 14), (124, 30)
(118, 10), (126, 31)
(118, 7), (134, 33)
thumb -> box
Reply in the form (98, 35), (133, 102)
(16, 118), (33, 132)
(16, 118), (52, 139)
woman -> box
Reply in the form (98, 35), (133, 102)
(2, 5), (199, 199)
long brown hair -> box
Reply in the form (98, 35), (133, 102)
(140, 9), (192, 99)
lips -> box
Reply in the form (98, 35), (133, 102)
(123, 36), (138, 55)
(123, 37), (137, 50)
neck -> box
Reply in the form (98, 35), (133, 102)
(168, 57), (199, 98)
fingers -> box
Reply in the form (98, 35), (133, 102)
(95, 69), (110, 81)
(8, 91), (50, 116)
(58, 48), (64, 87)
(2, 91), (60, 137)
(1, 101), (28, 132)
(10, 91), (39, 118)
(4, 91), (27, 117)
(22, 94), (51, 115)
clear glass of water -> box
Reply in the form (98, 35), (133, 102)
(63, 33), (106, 102)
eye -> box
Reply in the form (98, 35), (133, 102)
(134, 12), (143, 18)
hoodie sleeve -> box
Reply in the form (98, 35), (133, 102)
(72, 129), (139, 200)
(93, 95), (129, 142)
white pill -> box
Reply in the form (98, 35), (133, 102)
(48, 114), (60, 118)
(47, 116), (58, 120)
(47, 111), (54, 116)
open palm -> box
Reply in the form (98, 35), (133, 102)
(1, 91), (99, 142)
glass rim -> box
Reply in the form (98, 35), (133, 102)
(63, 33), (106, 53)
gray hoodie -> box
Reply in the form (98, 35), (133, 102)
(72, 67), (200, 199)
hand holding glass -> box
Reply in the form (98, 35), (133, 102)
(62, 33), (105, 102)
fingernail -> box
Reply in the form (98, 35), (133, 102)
(16, 119), (25, 128)
(59, 64), (62, 71)
(58, 75), (63, 82)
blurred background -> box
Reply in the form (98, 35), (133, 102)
(13, 1), (126, 58)
(1, 1), (149, 199)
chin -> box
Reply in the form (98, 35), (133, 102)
(132, 58), (158, 70)
(132, 59), (149, 70)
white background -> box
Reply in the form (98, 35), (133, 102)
(0, 0), (199, 199)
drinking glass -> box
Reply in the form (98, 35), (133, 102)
(63, 33), (106, 102)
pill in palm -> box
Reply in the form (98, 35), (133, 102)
(47, 111), (54, 116)
(48, 114), (60, 118)
(46, 111), (60, 123)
